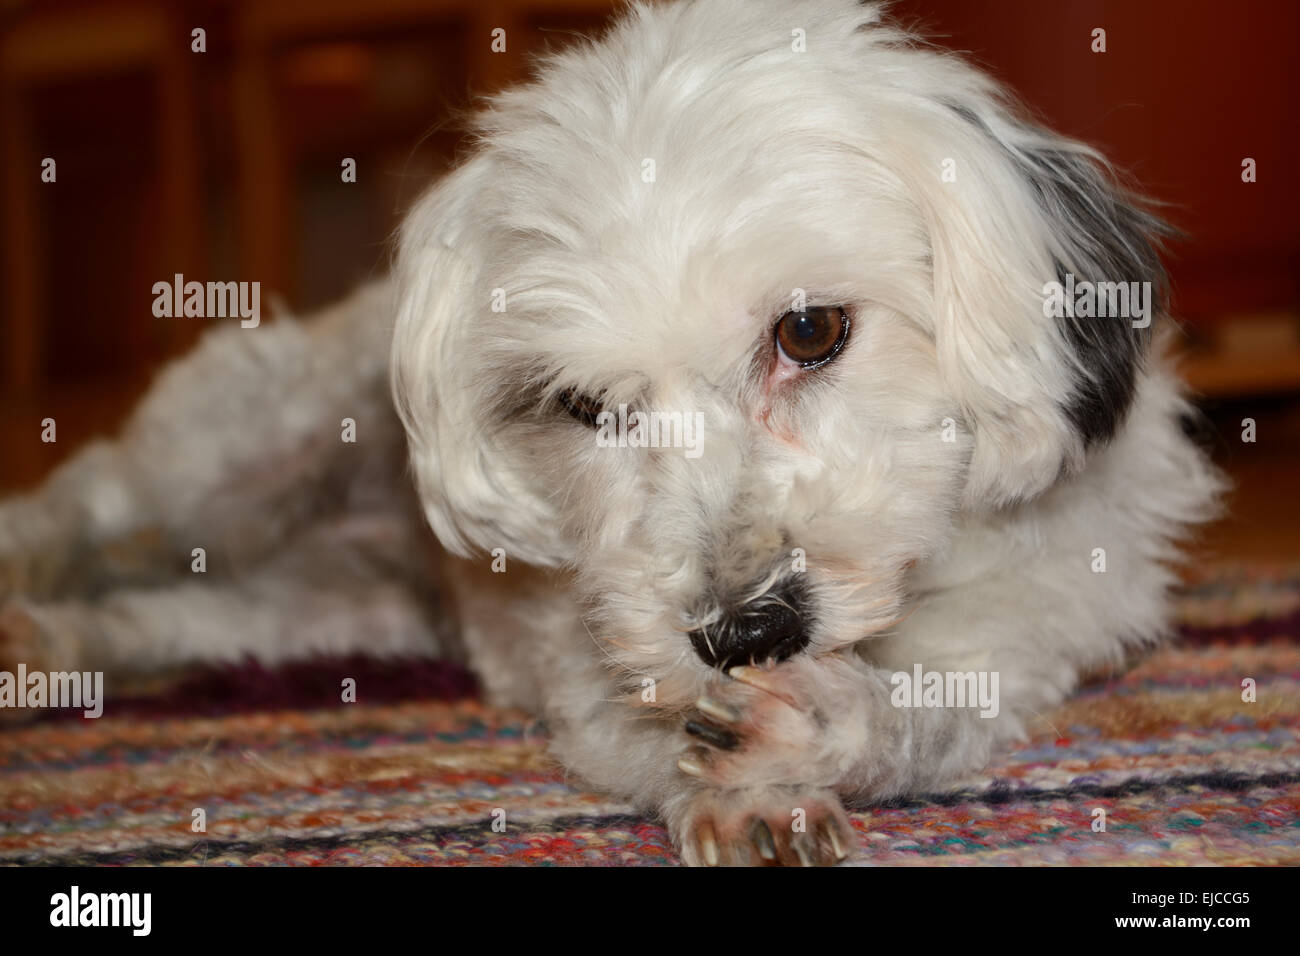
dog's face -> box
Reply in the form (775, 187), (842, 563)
(393, 0), (1166, 703)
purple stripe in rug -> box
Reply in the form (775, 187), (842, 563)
(1177, 608), (1300, 645)
(31, 655), (479, 724)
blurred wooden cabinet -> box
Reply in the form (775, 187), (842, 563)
(0, 0), (614, 490)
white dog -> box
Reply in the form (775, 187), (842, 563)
(0, 0), (1222, 866)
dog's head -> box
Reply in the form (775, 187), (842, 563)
(392, 0), (1167, 700)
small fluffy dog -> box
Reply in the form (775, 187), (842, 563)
(0, 0), (1222, 865)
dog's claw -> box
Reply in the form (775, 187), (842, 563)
(825, 820), (848, 861)
(698, 821), (720, 867)
(696, 695), (741, 724)
(752, 819), (777, 861)
(677, 753), (707, 778)
(684, 718), (739, 750)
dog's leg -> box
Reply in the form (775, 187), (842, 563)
(678, 650), (1003, 790)
(0, 524), (445, 686)
(495, 580), (860, 865)
(530, 651), (858, 867)
(0, 282), (398, 602)
(662, 649), (1010, 865)
(0, 441), (133, 600)
(484, 573), (891, 865)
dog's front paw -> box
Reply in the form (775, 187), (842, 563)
(677, 655), (869, 790)
(670, 784), (852, 866)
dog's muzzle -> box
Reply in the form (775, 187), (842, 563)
(688, 578), (812, 668)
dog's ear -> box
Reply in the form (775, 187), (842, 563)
(900, 99), (1169, 509)
(391, 157), (566, 566)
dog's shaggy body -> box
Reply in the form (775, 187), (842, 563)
(0, 0), (1221, 865)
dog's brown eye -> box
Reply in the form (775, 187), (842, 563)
(558, 388), (603, 427)
(775, 306), (849, 367)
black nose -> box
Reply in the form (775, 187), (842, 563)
(688, 579), (812, 668)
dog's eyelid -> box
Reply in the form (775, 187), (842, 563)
(556, 387), (605, 428)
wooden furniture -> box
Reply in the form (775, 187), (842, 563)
(0, 0), (614, 490)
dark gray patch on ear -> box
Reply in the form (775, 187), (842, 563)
(950, 105), (1175, 447)
(1027, 147), (1170, 446)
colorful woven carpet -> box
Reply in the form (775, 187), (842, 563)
(2, 565), (1298, 865)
